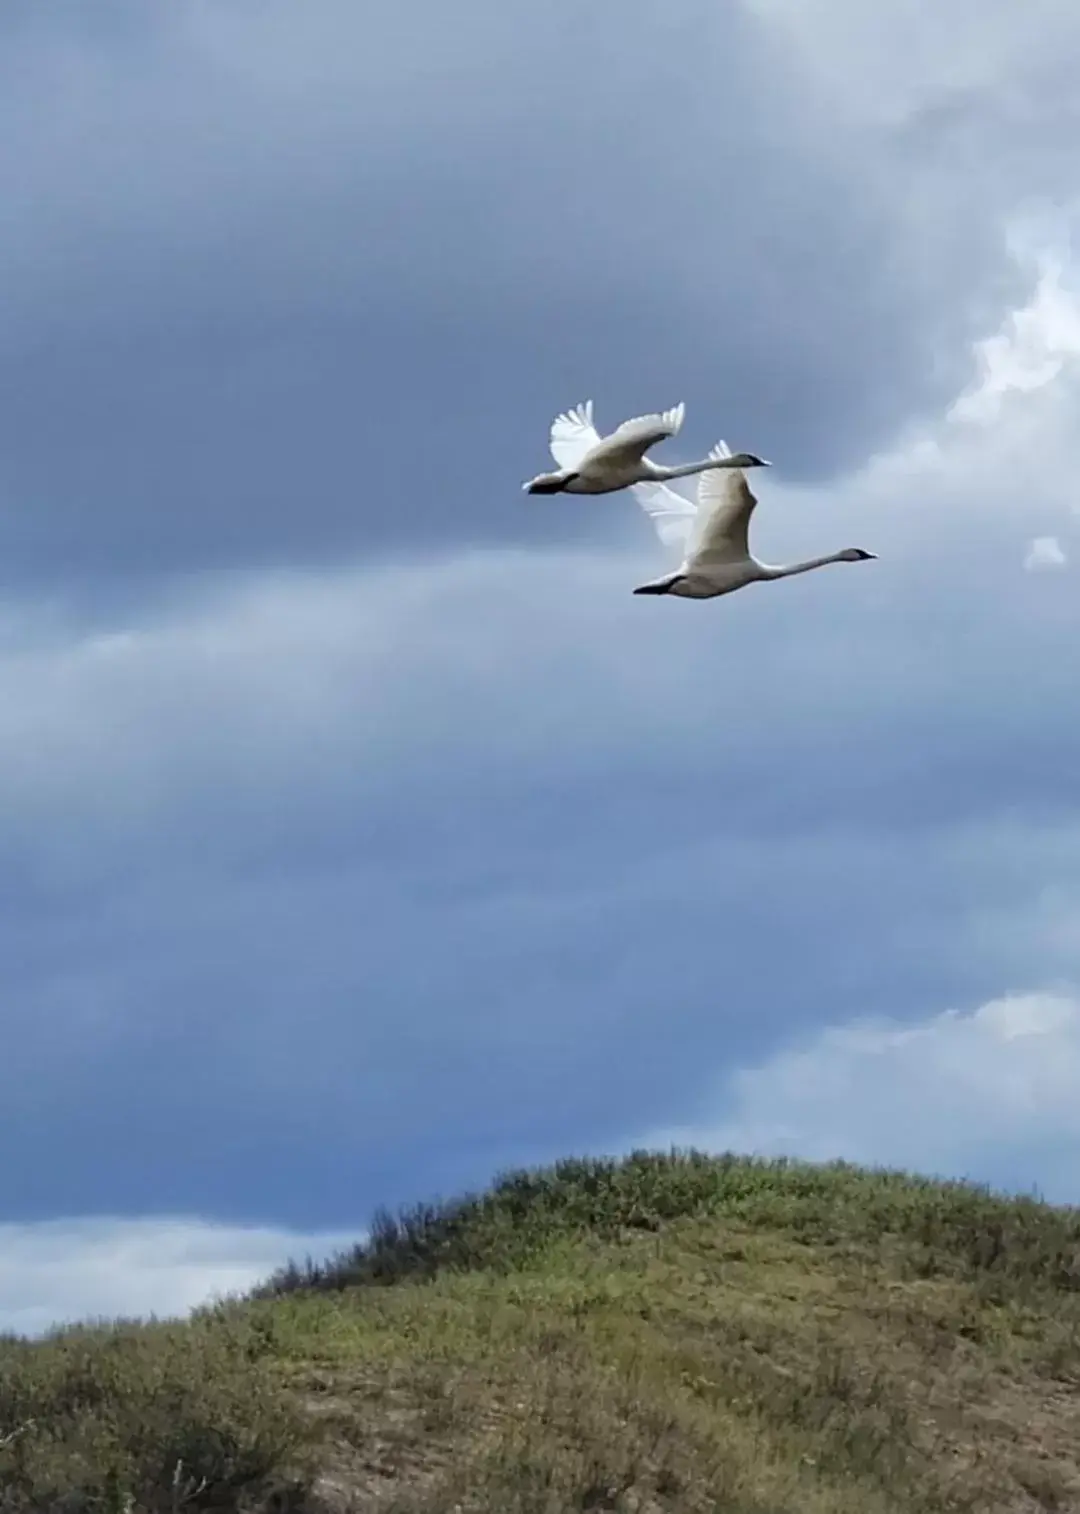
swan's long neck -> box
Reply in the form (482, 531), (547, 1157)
(651, 456), (728, 481)
(761, 551), (850, 580)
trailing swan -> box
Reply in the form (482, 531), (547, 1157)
(522, 400), (769, 496)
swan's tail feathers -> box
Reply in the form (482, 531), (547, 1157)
(633, 571), (685, 596)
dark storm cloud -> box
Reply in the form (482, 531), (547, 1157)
(0, 0), (1071, 583)
(1, 0), (1080, 1292)
(0, 457), (1078, 1229)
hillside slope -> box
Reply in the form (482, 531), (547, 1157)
(3, 1152), (1080, 1512)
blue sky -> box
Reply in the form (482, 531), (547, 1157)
(4, 0), (1080, 1332)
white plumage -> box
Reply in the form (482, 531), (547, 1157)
(630, 444), (877, 600)
(523, 400), (769, 496)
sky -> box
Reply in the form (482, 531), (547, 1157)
(4, 0), (1080, 1333)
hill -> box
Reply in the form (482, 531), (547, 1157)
(2, 1151), (1080, 1512)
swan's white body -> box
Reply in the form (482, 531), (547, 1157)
(522, 400), (769, 496)
(631, 444), (876, 599)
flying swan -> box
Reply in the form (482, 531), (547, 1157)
(522, 400), (770, 496)
(630, 443), (877, 599)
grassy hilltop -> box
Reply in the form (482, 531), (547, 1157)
(3, 1150), (1080, 1512)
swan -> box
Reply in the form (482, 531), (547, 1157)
(522, 400), (770, 496)
(630, 443), (877, 599)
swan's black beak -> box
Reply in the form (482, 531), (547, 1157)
(523, 473), (576, 495)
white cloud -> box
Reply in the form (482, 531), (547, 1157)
(822, 226), (1080, 573)
(1024, 535), (1067, 570)
(0, 1217), (358, 1338)
(638, 990), (1080, 1199)
(950, 248), (1080, 424)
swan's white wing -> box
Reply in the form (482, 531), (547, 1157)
(549, 401), (603, 470)
(686, 442), (758, 568)
(630, 478), (696, 550)
(584, 402), (686, 468)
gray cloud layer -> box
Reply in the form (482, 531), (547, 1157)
(1, 0), (1076, 582)
(2, 1), (1080, 1263)
(1, 307), (1079, 1227)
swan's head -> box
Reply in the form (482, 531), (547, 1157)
(727, 452), (771, 469)
(522, 470), (570, 495)
(840, 548), (877, 562)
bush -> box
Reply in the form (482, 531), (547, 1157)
(257, 1148), (1080, 1299)
(0, 1312), (310, 1511)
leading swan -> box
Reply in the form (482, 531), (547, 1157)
(631, 443), (876, 599)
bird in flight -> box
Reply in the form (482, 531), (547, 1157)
(522, 400), (770, 496)
(630, 442), (877, 600)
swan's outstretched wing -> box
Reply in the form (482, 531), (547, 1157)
(686, 442), (758, 567)
(549, 400), (685, 475)
(549, 401), (603, 471)
(630, 478), (696, 550)
(582, 402), (685, 470)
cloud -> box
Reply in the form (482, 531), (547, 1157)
(0, 250), (1079, 1235)
(0, 229), (1069, 831)
(944, 240), (1080, 423)
(0, 1218), (358, 1338)
(635, 991), (1080, 1202)
(1024, 536), (1066, 570)
(3, 3), (1080, 1301)
(2, 1), (1080, 580)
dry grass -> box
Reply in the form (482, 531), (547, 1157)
(5, 1152), (1080, 1511)
(0, 1310), (311, 1512)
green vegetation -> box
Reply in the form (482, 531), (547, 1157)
(4, 1150), (1080, 1511)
